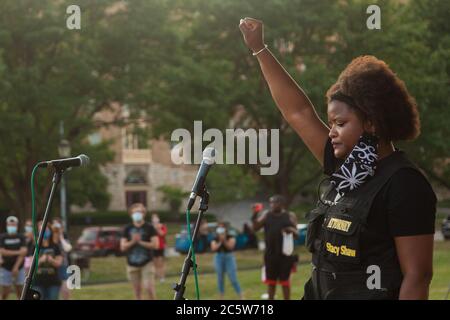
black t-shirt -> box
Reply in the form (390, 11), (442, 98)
(212, 235), (235, 253)
(34, 243), (62, 286)
(263, 210), (296, 258)
(0, 233), (26, 271)
(323, 138), (437, 262)
(122, 222), (157, 267)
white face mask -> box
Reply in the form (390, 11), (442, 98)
(7, 226), (18, 234)
(25, 226), (33, 233)
(132, 212), (144, 223)
(216, 227), (226, 235)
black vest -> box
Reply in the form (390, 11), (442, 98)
(304, 151), (420, 300)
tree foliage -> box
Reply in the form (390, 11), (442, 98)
(1, 0), (448, 221)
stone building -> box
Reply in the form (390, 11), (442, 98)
(83, 104), (198, 212)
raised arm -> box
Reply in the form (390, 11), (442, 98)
(239, 17), (329, 165)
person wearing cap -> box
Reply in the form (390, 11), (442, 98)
(0, 216), (27, 300)
(252, 195), (298, 300)
(120, 203), (159, 300)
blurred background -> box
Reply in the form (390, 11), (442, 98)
(0, 0), (448, 299)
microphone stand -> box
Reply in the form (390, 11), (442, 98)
(173, 184), (209, 300)
(21, 168), (65, 300)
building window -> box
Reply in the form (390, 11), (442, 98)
(123, 127), (149, 150)
(124, 170), (147, 185)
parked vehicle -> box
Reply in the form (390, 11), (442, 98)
(70, 250), (91, 281)
(175, 222), (307, 254)
(76, 226), (123, 257)
(295, 223), (308, 246)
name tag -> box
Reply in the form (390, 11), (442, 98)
(327, 218), (352, 233)
(326, 242), (357, 257)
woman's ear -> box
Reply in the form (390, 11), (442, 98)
(363, 120), (377, 136)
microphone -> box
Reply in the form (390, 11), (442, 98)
(187, 148), (216, 210)
(38, 154), (90, 170)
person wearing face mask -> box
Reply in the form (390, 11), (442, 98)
(210, 222), (243, 299)
(0, 216), (27, 300)
(51, 218), (72, 300)
(120, 203), (159, 300)
(151, 213), (167, 283)
(24, 219), (34, 250)
(240, 18), (436, 300)
(32, 221), (63, 300)
(252, 195), (298, 300)
(23, 219), (35, 277)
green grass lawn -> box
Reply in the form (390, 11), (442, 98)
(70, 241), (450, 300)
(79, 246), (275, 285)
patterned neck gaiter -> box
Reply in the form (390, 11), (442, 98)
(330, 132), (379, 199)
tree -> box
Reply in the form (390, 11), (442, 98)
(0, 0), (176, 220)
(328, 0), (450, 189)
(157, 185), (189, 213)
(146, 0), (344, 205)
(147, 0), (450, 204)
(2, 0), (447, 222)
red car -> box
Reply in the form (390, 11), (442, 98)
(76, 226), (123, 257)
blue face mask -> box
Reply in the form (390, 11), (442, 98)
(132, 212), (144, 223)
(7, 226), (17, 235)
(25, 226), (33, 233)
(216, 227), (226, 235)
(43, 229), (52, 240)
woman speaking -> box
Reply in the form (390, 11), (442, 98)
(239, 17), (436, 300)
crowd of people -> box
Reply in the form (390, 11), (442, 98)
(0, 216), (72, 300)
(1, 197), (300, 300)
(110, 197), (298, 301)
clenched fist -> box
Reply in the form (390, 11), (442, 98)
(239, 17), (265, 53)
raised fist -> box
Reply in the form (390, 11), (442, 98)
(239, 17), (265, 53)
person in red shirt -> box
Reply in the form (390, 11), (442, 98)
(151, 213), (167, 283)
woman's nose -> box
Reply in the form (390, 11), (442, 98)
(328, 125), (337, 139)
